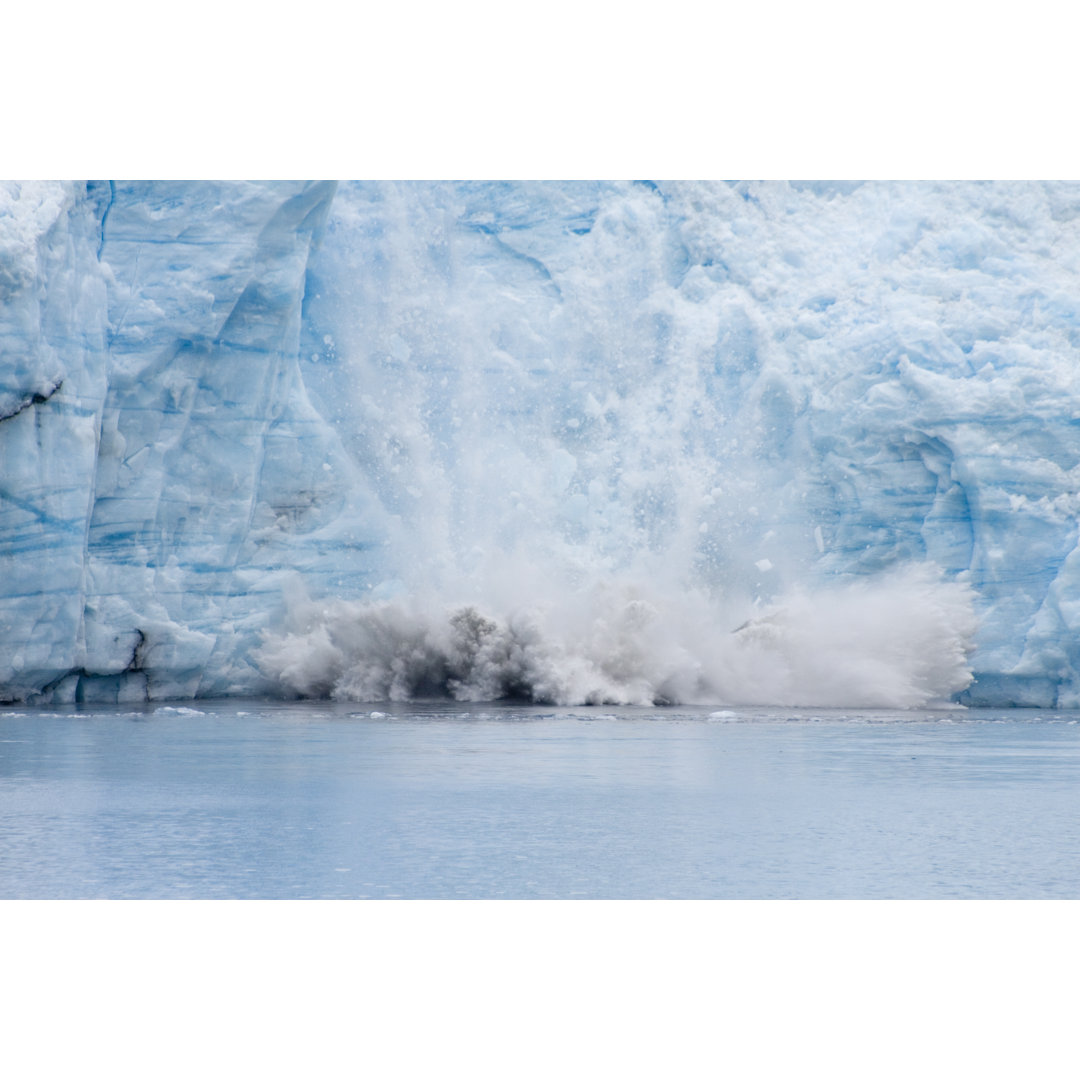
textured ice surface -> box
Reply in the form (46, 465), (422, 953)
(1, 181), (388, 702)
(3, 181), (1080, 705)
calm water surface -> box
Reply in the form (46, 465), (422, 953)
(2, 701), (1078, 898)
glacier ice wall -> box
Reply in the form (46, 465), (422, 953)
(1, 181), (389, 702)
(3, 180), (1080, 706)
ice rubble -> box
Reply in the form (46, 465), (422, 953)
(3, 180), (1080, 706)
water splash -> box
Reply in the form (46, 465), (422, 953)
(259, 565), (976, 707)
(261, 183), (992, 708)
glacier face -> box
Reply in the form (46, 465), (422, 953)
(1, 181), (389, 702)
(3, 180), (1080, 706)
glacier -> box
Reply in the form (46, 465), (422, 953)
(3, 179), (1080, 707)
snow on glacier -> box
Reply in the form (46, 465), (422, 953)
(3, 180), (1080, 706)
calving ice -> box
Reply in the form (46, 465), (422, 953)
(1, 181), (1077, 708)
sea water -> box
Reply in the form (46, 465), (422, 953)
(2, 701), (1079, 899)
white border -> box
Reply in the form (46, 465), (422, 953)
(5, 901), (1076, 1077)
(6, 2), (1080, 177)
